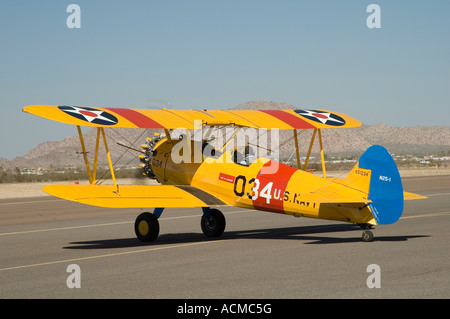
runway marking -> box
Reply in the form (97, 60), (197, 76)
(0, 199), (64, 206)
(0, 210), (256, 272)
(0, 210), (249, 237)
(0, 240), (225, 272)
(1, 209), (449, 272)
(1, 208), (449, 237)
(0, 221), (134, 236)
(1, 210), (449, 272)
(425, 192), (450, 197)
(401, 211), (450, 219)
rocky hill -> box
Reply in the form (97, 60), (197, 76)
(1, 101), (449, 170)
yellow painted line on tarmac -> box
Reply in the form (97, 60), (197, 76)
(0, 210), (249, 236)
(425, 192), (450, 197)
(0, 240), (225, 272)
(400, 211), (450, 219)
(0, 221), (134, 236)
(1, 210), (448, 272)
(0, 199), (65, 206)
(0, 210), (252, 272)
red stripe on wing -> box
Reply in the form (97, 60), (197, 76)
(260, 110), (316, 129)
(107, 108), (164, 128)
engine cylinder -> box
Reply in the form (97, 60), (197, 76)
(140, 134), (203, 185)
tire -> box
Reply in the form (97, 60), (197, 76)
(362, 230), (374, 242)
(135, 212), (160, 242)
(201, 209), (226, 237)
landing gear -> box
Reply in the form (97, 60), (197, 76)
(135, 212), (160, 242)
(134, 207), (226, 242)
(201, 208), (226, 238)
(357, 223), (374, 242)
(362, 230), (374, 242)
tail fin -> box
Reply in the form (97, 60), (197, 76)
(346, 145), (404, 225)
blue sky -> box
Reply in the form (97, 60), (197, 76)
(1, 1), (449, 159)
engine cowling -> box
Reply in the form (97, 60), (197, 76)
(139, 133), (203, 185)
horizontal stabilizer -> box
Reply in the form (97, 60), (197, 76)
(403, 191), (428, 200)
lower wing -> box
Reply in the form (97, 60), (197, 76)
(43, 184), (228, 208)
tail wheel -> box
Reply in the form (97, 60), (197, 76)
(362, 230), (374, 242)
(135, 212), (160, 242)
(201, 209), (226, 237)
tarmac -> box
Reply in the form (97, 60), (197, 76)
(0, 175), (449, 298)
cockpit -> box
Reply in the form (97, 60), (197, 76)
(233, 145), (256, 166)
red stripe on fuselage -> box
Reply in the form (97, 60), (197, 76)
(252, 160), (297, 213)
(260, 110), (316, 129)
(107, 108), (164, 128)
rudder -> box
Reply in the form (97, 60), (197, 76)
(358, 145), (404, 224)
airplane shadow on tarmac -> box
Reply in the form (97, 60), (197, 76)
(63, 224), (428, 249)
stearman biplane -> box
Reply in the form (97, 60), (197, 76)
(23, 105), (426, 242)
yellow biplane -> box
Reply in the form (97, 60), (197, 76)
(23, 105), (425, 242)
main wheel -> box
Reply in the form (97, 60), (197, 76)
(135, 212), (160, 242)
(362, 230), (374, 242)
(201, 209), (226, 237)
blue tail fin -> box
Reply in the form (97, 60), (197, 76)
(358, 145), (404, 225)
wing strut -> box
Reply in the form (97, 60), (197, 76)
(293, 129), (301, 169)
(318, 129), (327, 179)
(76, 126), (118, 192)
(302, 128), (327, 178)
(100, 127), (118, 192)
(77, 125), (93, 183)
(303, 129), (317, 171)
(92, 127), (101, 182)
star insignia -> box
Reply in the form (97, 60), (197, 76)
(58, 106), (118, 126)
(295, 109), (346, 126)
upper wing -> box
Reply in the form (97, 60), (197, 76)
(43, 184), (228, 208)
(23, 105), (361, 130)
